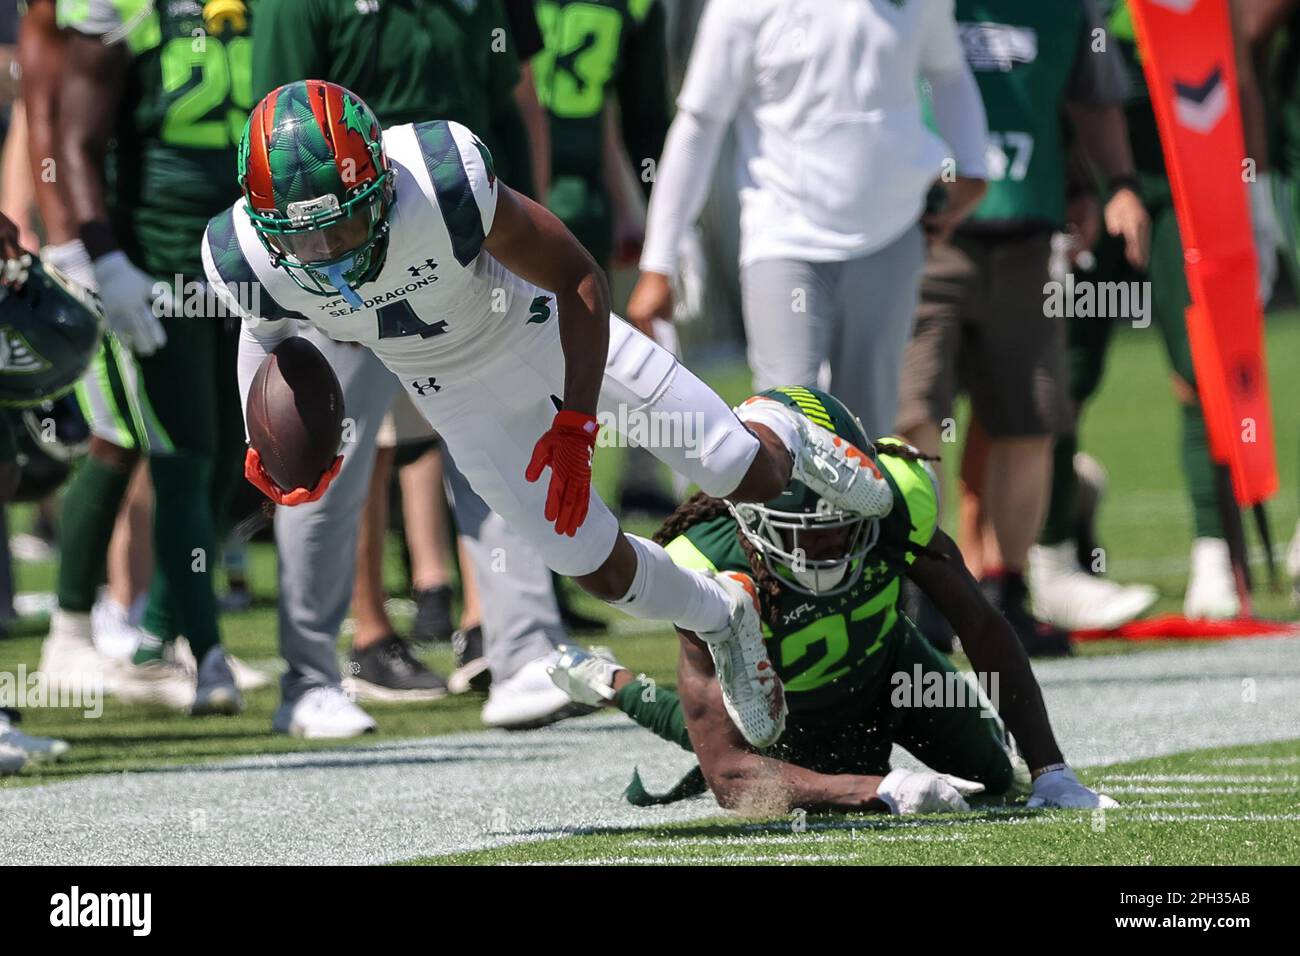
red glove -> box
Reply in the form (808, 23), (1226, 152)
(245, 447), (343, 506)
(525, 410), (598, 536)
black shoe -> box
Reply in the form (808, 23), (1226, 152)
(982, 572), (1073, 658)
(554, 574), (608, 634)
(347, 635), (448, 702)
(410, 585), (455, 646)
(901, 579), (955, 653)
(448, 625), (491, 695)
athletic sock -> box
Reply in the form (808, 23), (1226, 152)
(734, 397), (802, 457)
(56, 457), (133, 613)
(614, 680), (694, 752)
(607, 534), (732, 634)
(1181, 402), (1224, 539)
(1039, 433), (1077, 546)
(143, 453), (222, 662)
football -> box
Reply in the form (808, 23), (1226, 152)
(245, 337), (345, 491)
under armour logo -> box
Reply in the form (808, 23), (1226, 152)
(411, 377), (441, 396)
(407, 258), (438, 278)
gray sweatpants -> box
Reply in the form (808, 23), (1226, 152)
(739, 225), (925, 438)
(275, 327), (562, 705)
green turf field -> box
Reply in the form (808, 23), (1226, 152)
(408, 739), (1300, 865)
(1, 310), (1298, 864)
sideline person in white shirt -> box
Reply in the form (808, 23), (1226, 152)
(628, 0), (989, 437)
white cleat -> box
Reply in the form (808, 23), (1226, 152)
(1028, 541), (1157, 631)
(742, 397), (893, 518)
(273, 685), (376, 738)
(0, 712), (69, 763)
(1184, 537), (1240, 620)
(38, 610), (114, 697)
(192, 646), (244, 716)
(548, 645), (623, 707)
(697, 571), (786, 749)
(482, 651), (594, 730)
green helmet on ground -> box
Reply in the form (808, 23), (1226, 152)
(0, 261), (103, 409)
(729, 386), (881, 596)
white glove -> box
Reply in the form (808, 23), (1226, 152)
(1249, 172), (1282, 307)
(1026, 766), (1118, 809)
(92, 250), (168, 356)
(876, 768), (970, 815)
(41, 239), (97, 291)
(1, 253), (31, 287)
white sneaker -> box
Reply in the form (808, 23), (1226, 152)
(548, 645), (623, 707)
(91, 594), (144, 662)
(743, 397), (893, 518)
(482, 652), (592, 729)
(169, 638), (272, 692)
(111, 656), (196, 710)
(1184, 537), (1240, 620)
(1028, 541), (1157, 631)
(273, 685), (376, 738)
(697, 571), (786, 749)
(39, 609), (113, 697)
(0, 712), (69, 762)
(1286, 519), (1300, 607)
(192, 646), (243, 716)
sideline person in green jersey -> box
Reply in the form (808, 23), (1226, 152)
(1034, 0), (1276, 622)
(550, 387), (1115, 814)
(897, 0), (1157, 654)
(44, 0), (257, 714)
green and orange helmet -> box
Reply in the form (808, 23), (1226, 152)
(729, 387), (882, 596)
(239, 80), (393, 307)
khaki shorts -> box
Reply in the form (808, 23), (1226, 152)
(895, 230), (1069, 438)
(376, 390), (437, 448)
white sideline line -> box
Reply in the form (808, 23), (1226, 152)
(508, 853), (867, 865)
(1210, 756), (1300, 766)
(625, 832), (969, 848)
(1102, 785), (1293, 795)
(1098, 774), (1300, 784)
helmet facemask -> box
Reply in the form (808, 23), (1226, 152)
(247, 174), (393, 308)
(729, 495), (879, 597)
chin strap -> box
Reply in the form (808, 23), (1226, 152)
(321, 260), (364, 309)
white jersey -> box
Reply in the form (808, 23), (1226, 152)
(202, 120), (554, 382)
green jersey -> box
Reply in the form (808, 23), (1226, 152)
(250, 0), (528, 188)
(665, 448), (940, 716)
(533, 0), (669, 190)
(57, 0), (253, 279)
(956, 0), (1125, 229)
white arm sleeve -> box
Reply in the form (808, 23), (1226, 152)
(236, 320), (298, 441)
(638, 110), (728, 276)
(921, 0), (989, 179)
(926, 66), (990, 179)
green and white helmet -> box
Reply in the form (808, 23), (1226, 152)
(729, 387), (882, 596)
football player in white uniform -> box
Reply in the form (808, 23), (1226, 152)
(203, 80), (895, 748)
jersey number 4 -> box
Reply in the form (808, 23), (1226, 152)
(376, 301), (448, 340)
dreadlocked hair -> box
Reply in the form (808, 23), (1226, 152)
(652, 491), (787, 626)
(876, 440), (950, 563)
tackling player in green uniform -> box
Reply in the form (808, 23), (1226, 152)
(550, 388), (1114, 813)
(40, 0), (254, 713)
